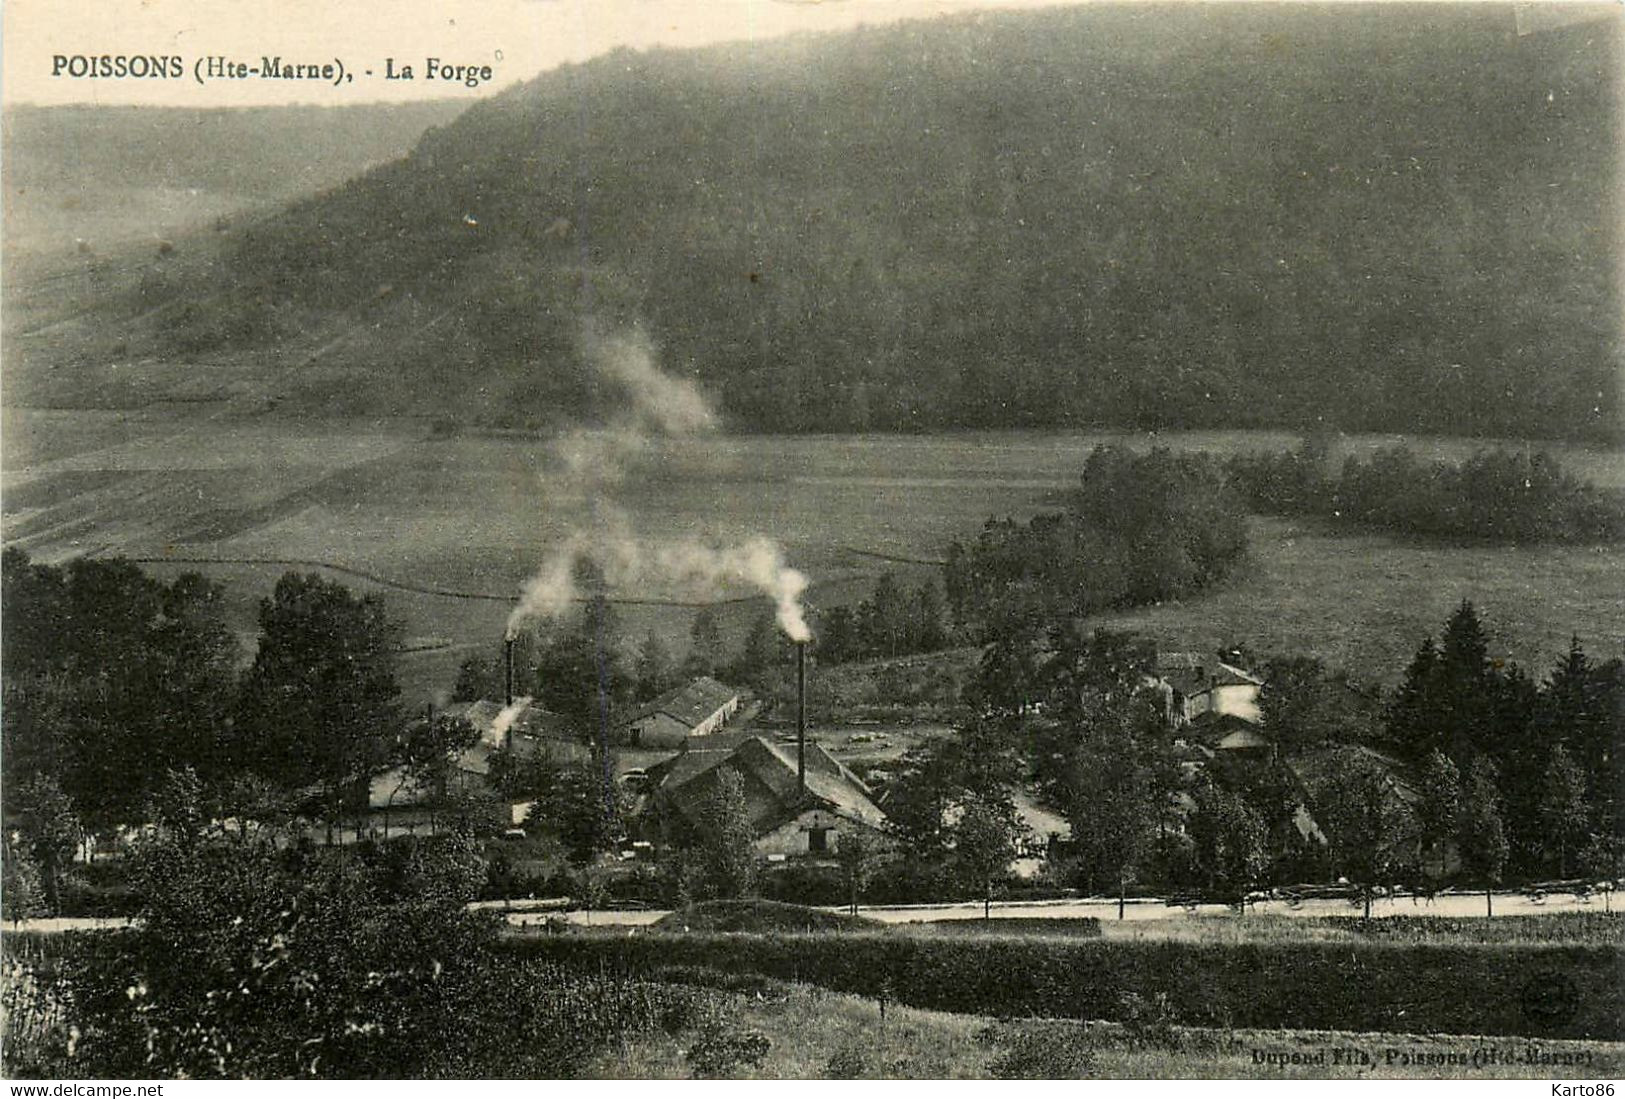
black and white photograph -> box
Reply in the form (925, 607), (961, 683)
(1, 0), (1621, 1082)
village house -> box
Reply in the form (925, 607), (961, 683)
(619, 676), (742, 748)
(642, 732), (887, 856)
(1155, 651), (1264, 726)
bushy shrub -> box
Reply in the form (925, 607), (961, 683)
(1, 937), (77, 1077)
(1117, 990), (1179, 1048)
(47, 830), (710, 1078)
(684, 1007), (772, 1078)
(981, 1021), (1097, 1078)
(759, 862), (848, 907)
(2, 843), (48, 923)
(824, 1045), (871, 1079)
(56, 862), (140, 919)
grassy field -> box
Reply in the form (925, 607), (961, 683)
(3, 411), (1619, 701)
(585, 982), (1624, 1079)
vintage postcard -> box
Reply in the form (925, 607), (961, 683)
(1, 0), (1621, 1084)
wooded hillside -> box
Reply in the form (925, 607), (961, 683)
(11, 5), (1620, 440)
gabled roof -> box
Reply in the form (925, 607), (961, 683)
(653, 735), (885, 834)
(1215, 726), (1272, 752)
(1157, 652), (1262, 696)
(623, 677), (740, 730)
(645, 745), (735, 790)
(1288, 744), (1425, 810)
(1188, 709), (1266, 746)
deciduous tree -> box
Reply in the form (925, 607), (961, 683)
(1415, 749), (1460, 875)
(836, 830), (879, 916)
(695, 767), (757, 899)
(1186, 783), (1269, 903)
(953, 793), (1027, 919)
(1458, 756), (1510, 916)
(235, 572), (404, 837)
(685, 608), (726, 678)
(1308, 747), (1416, 918)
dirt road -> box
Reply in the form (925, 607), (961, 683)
(522, 886), (1610, 930)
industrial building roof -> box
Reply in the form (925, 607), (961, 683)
(650, 734), (885, 834)
(622, 676), (740, 731)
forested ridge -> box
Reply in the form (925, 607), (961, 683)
(17, 5), (1621, 441)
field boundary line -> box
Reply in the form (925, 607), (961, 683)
(125, 553), (769, 608)
(842, 545), (948, 567)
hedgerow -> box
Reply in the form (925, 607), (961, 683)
(1318, 911), (1625, 944)
(902, 917), (1103, 938)
(501, 932), (1622, 1040)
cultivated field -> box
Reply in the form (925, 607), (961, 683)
(3, 409), (1620, 700)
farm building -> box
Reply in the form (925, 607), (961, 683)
(620, 676), (742, 747)
(643, 733), (887, 856)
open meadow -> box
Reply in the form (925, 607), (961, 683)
(3, 409), (1621, 700)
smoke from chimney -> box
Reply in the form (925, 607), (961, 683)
(504, 321), (811, 644)
(491, 698), (524, 755)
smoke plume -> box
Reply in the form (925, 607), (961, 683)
(488, 699), (528, 744)
(581, 327), (717, 437)
(505, 324), (810, 643)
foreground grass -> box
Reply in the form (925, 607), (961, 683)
(585, 982), (1625, 1080)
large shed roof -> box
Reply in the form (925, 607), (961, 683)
(623, 677), (740, 731)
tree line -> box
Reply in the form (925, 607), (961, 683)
(1385, 602), (1621, 883)
(942, 446), (1250, 634)
(1, 547), (837, 916)
(452, 586), (795, 722)
(0, 551), (489, 913)
(1226, 438), (1625, 543)
(812, 573), (954, 667)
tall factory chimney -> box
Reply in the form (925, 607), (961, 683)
(796, 640), (807, 796)
(504, 635), (516, 707)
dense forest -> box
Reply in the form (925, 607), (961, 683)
(14, 5), (1619, 441)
